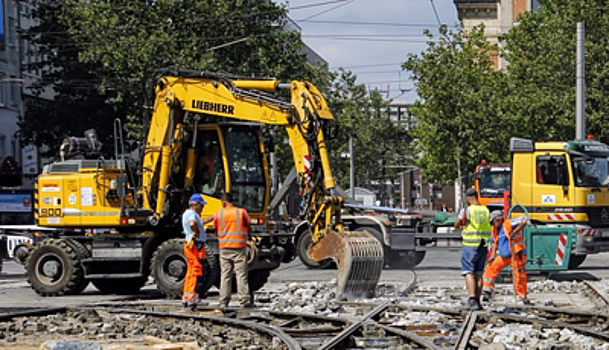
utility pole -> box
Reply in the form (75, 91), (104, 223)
(576, 22), (586, 139)
(349, 135), (355, 199)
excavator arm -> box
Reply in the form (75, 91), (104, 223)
(143, 70), (383, 299)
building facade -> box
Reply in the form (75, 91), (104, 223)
(454, 0), (540, 69)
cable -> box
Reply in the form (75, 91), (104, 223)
(299, 0), (356, 21)
(429, 0), (443, 27)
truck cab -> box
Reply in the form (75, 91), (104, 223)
(510, 137), (609, 258)
(473, 161), (510, 211)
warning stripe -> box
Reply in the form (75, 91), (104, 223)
(303, 155), (311, 172)
(547, 214), (576, 221)
(555, 233), (567, 265)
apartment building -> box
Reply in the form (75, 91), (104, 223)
(454, 0), (541, 69)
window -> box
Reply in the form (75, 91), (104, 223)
(531, 0), (542, 11)
(224, 129), (266, 212)
(536, 155), (568, 185)
(195, 130), (224, 198)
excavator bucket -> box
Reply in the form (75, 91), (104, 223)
(309, 229), (384, 300)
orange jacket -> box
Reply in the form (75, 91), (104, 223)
(214, 207), (249, 249)
(491, 220), (526, 255)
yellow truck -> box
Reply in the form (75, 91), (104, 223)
(510, 137), (609, 267)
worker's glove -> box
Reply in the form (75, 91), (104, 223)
(185, 238), (195, 249)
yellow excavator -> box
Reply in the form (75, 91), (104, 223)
(27, 70), (383, 300)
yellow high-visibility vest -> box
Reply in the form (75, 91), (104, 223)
(462, 205), (491, 247)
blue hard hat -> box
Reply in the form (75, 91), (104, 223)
(189, 193), (207, 205)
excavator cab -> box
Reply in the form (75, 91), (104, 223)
(190, 124), (270, 224)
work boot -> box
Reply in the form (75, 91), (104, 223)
(517, 297), (533, 306)
(481, 290), (493, 302)
(463, 298), (479, 311)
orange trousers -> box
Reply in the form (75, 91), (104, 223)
(182, 242), (206, 304)
(482, 252), (527, 299)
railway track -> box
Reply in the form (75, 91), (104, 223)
(1, 279), (609, 349)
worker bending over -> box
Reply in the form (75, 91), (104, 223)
(482, 210), (531, 305)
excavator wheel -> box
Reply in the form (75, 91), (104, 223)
(26, 238), (88, 296)
(151, 238), (218, 299)
(309, 229), (384, 300)
(296, 231), (335, 269)
(63, 239), (91, 294)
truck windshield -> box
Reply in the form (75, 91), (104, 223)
(224, 130), (266, 212)
(479, 169), (510, 197)
(572, 156), (609, 187)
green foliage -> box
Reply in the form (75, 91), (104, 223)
(19, 2), (128, 156)
(22, 0), (313, 153)
(501, 0), (609, 143)
(403, 26), (511, 184)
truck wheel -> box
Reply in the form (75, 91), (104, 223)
(92, 277), (148, 294)
(26, 239), (87, 296)
(296, 231), (334, 269)
(389, 250), (426, 269)
(568, 255), (586, 269)
(152, 239), (218, 299)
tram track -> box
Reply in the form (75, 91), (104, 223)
(2, 277), (609, 349)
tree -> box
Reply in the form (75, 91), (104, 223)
(19, 2), (129, 156)
(403, 26), (512, 185)
(501, 0), (609, 143)
(21, 0), (317, 154)
(62, 0), (312, 138)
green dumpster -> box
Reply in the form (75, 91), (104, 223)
(524, 223), (575, 272)
(506, 204), (575, 273)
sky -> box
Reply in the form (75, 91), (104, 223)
(275, 0), (459, 101)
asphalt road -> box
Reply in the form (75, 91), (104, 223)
(1, 251), (608, 309)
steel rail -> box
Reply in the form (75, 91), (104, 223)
(375, 323), (442, 350)
(584, 280), (609, 307)
(317, 300), (392, 350)
(111, 308), (302, 350)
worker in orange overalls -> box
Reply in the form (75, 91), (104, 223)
(213, 192), (253, 309)
(482, 210), (531, 305)
(181, 193), (208, 309)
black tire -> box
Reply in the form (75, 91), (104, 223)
(388, 250), (426, 269)
(568, 254), (587, 269)
(92, 277), (148, 294)
(248, 269), (270, 292)
(63, 239), (91, 294)
(296, 231), (335, 269)
(26, 238), (87, 296)
(151, 238), (218, 298)
(213, 265), (272, 293)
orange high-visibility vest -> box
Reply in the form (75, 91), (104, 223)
(491, 220), (526, 255)
(217, 207), (248, 249)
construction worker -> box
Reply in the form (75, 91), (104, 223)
(181, 193), (208, 309)
(454, 188), (491, 310)
(482, 210), (531, 305)
(213, 192), (253, 309)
